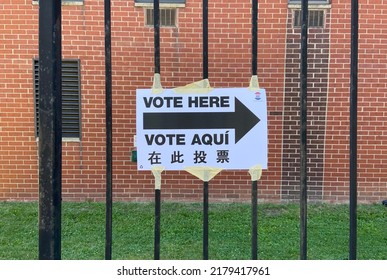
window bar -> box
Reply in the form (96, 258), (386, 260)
(300, 0), (308, 260)
(104, 0), (113, 260)
(38, 0), (62, 260)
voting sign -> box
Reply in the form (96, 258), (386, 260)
(136, 88), (268, 170)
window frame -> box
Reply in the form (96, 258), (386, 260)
(134, 0), (185, 8)
(293, 9), (325, 28)
(288, 0), (330, 3)
(33, 58), (82, 140)
(145, 8), (178, 27)
(32, 0), (84, 6)
(288, 0), (331, 11)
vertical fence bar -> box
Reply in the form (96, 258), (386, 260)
(154, 188), (161, 260)
(300, 0), (308, 260)
(104, 0), (113, 260)
(252, 0), (258, 76)
(251, 1), (258, 260)
(38, 0), (62, 260)
(202, 0), (209, 260)
(203, 0), (208, 79)
(153, 0), (161, 260)
(349, 0), (358, 260)
(203, 181), (209, 260)
(251, 180), (258, 260)
(154, 0), (161, 75)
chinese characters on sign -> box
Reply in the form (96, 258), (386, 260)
(136, 88), (268, 171)
(148, 149), (230, 166)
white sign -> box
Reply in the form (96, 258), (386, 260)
(136, 88), (268, 170)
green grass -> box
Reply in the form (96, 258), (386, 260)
(0, 202), (385, 260)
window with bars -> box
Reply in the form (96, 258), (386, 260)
(33, 59), (81, 139)
(135, 0), (185, 4)
(289, 0), (329, 3)
(145, 8), (177, 27)
(293, 10), (325, 28)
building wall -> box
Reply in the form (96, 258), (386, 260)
(0, 0), (386, 203)
(282, 7), (330, 201)
(324, 0), (387, 203)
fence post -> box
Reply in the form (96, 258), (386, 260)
(202, 0), (209, 259)
(249, 165), (262, 260)
(38, 0), (62, 260)
(299, 0), (308, 260)
(203, 0), (208, 80)
(151, 166), (164, 260)
(154, 188), (161, 260)
(104, 0), (113, 260)
(349, 0), (358, 260)
(154, 0), (160, 75)
(185, 167), (223, 260)
(203, 181), (209, 260)
(251, 0), (258, 76)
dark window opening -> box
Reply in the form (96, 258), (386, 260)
(146, 8), (177, 27)
(135, 0), (185, 4)
(289, 0), (329, 3)
(294, 10), (325, 28)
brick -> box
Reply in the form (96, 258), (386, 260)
(1, 0), (386, 203)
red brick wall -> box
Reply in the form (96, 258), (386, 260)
(0, 0), (38, 200)
(324, 0), (387, 203)
(282, 8), (330, 201)
(1, 0), (386, 203)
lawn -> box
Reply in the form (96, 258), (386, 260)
(0, 202), (385, 260)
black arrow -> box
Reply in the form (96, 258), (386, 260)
(143, 97), (260, 143)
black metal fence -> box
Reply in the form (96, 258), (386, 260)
(38, 0), (359, 260)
